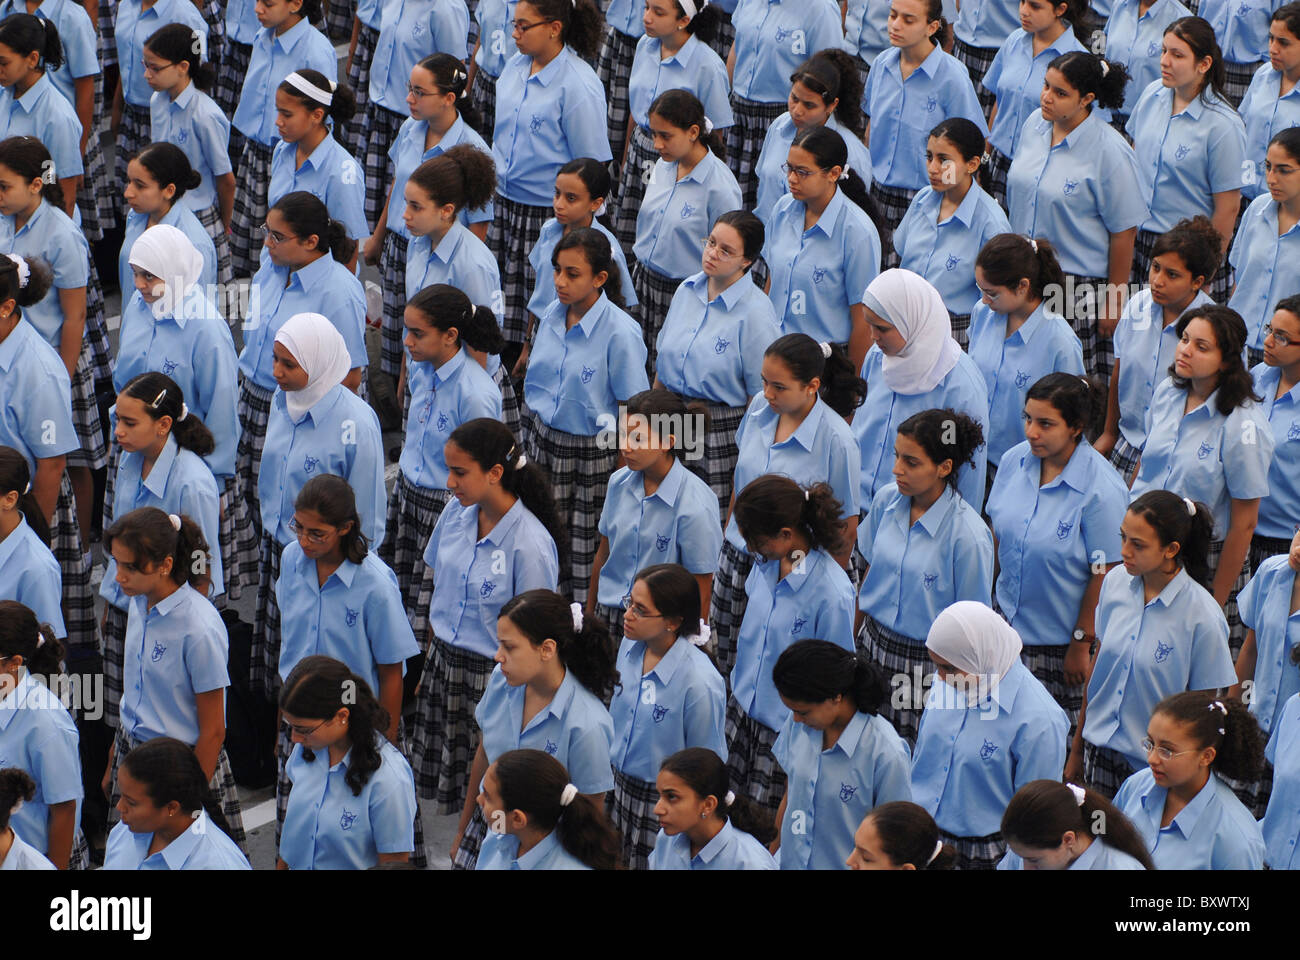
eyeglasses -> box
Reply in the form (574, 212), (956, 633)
(142, 58), (176, 75)
(1263, 324), (1295, 348)
(406, 83), (442, 99)
(288, 718), (329, 738)
(288, 517), (334, 543)
(701, 236), (742, 260)
(1140, 736), (1197, 762)
(622, 596), (665, 619)
(261, 222), (299, 245)
(511, 18), (552, 32)
(780, 162), (818, 180)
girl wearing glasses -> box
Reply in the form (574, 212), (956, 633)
(229, 0), (334, 280)
(632, 90), (741, 375)
(277, 655), (418, 869)
(653, 211), (779, 521)
(997, 780), (1153, 870)
(0, 448), (64, 640)
(252, 313), (385, 702)
(1229, 129), (1300, 367)
(1066, 491), (1237, 799)
(727, 475), (856, 813)
(608, 564), (726, 869)
(1248, 299), (1300, 573)
(1238, 6), (1300, 207)
(1113, 692), (1266, 869)
(411, 417), (561, 827)
(102, 506), (245, 852)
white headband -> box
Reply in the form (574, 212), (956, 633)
(570, 602), (584, 632)
(5, 254), (28, 289)
(178, 402), (189, 422)
(926, 840), (943, 865)
(559, 783), (578, 807)
(168, 513), (182, 531)
(284, 71), (335, 107)
(1183, 496), (1196, 516)
(1066, 783), (1086, 806)
(679, 0), (700, 18)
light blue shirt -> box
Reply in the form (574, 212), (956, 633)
(269, 136), (368, 244)
(0, 72), (83, 178)
(476, 829), (592, 869)
(224, 0), (259, 44)
(763, 189), (881, 344)
(997, 836), (1148, 869)
(231, 19), (336, 146)
(955, 0), (1022, 48)
(1252, 364), (1300, 538)
(368, 0), (469, 112)
(355, 0), (383, 29)
(527, 217), (637, 319)
(911, 660), (1070, 838)
(103, 811), (251, 870)
(281, 737), (418, 870)
(1199, 0), (1282, 65)
(1129, 378), (1275, 542)
(0, 318), (78, 474)
(1239, 64), (1300, 200)
(0, 670), (82, 857)
(0, 517), (64, 638)
(258, 385), (386, 546)
(1083, 566), (1237, 769)
(984, 28), (1090, 156)
(275, 543), (420, 692)
(863, 45), (990, 189)
(404, 222), (503, 322)
(754, 112), (873, 223)
(893, 183), (1011, 315)
(1229, 194), (1300, 350)
(609, 636), (727, 782)
(119, 583), (228, 745)
(472, 0), (518, 78)
(773, 709), (912, 870)
(492, 48), (612, 207)
(1237, 554), (1300, 735)
(423, 497), (560, 659)
(655, 272), (781, 407)
(603, 0), (647, 37)
(115, 0), (207, 107)
(150, 83), (233, 212)
(387, 114), (494, 239)
(988, 440), (1128, 646)
(118, 206), (217, 304)
(1114, 767), (1266, 869)
(726, 393), (861, 549)
(843, 0), (892, 67)
(0, 829), (55, 870)
(634, 152), (743, 280)
(628, 34), (733, 132)
(1262, 692), (1300, 869)
(648, 820), (779, 869)
(856, 483), (994, 639)
(732, 548), (856, 731)
(1104, 0), (1194, 116)
(523, 293), (649, 436)
(596, 460), (723, 607)
(0, 0), (99, 106)
(968, 301), (1085, 467)
(0, 201), (89, 350)
(475, 665), (617, 794)
(400, 347), (503, 490)
(1127, 82), (1249, 235)
(730, 0), (843, 103)
(853, 346), (990, 510)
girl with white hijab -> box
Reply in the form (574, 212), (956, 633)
(909, 601), (1069, 870)
(850, 270), (990, 512)
(252, 314), (386, 704)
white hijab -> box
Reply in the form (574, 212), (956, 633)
(127, 224), (205, 320)
(925, 601), (1023, 706)
(863, 269), (962, 395)
(274, 312), (352, 422)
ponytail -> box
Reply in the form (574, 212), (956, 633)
(732, 475), (845, 557)
(269, 191), (356, 264)
(648, 89), (726, 160)
(865, 801), (956, 869)
(763, 332), (867, 418)
(494, 749), (621, 869)
(406, 283), (506, 355)
(103, 507), (212, 589)
(772, 638), (888, 715)
(896, 408), (985, 492)
(552, 228), (626, 310)
(416, 52), (483, 132)
(0, 599), (64, 680)
(1153, 693), (1265, 783)
(293, 474), (368, 563)
(525, 0), (603, 60)
(624, 389), (708, 462)
(119, 738), (235, 840)
(0, 13), (63, 73)
(790, 125), (884, 233)
(119, 372), (216, 457)
(277, 69), (357, 142)
(0, 136), (64, 207)
(1001, 779), (1154, 870)
(279, 656), (389, 794)
(659, 748), (776, 844)
(145, 23), (214, 91)
(0, 252), (53, 313)
(0, 445), (51, 543)
(975, 233), (1066, 302)
(1126, 491), (1214, 587)
(498, 590), (619, 703)
(1048, 52), (1129, 111)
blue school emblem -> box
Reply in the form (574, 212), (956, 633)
(304, 454), (320, 474)
(436, 411), (450, 431)
(480, 579), (497, 599)
(339, 810), (358, 830)
(544, 739), (558, 756)
(1288, 420), (1300, 441)
(1154, 638), (1173, 663)
(411, 18), (425, 38)
(679, 202), (696, 220)
(839, 783), (858, 803)
(790, 615), (808, 636)
(1196, 440), (1214, 461)
(580, 365), (595, 384)
(175, 129), (188, 144)
(1014, 369), (1030, 388)
(775, 26), (793, 41)
(926, 95), (938, 113)
(161, 357), (178, 376)
(1062, 178), (1079, 197)
(980, 739), (998, 760)
(529, 114), (544, 134)
(812, 266), (827, 284)
(1174, 144), (1190, 161)
(652, 705), (669, 723)
(1055, 519), (1074, 541)
(656, 533), (670, 552)
(1237, 1), (1251, 14)
(150, 640), (167, 662)
(713, 336), (730, 354)
(945, 254), (960, 271)
(345, 607), (358, 627)
(923, 572), (938, 590)
(1146, 40), (1159, 56)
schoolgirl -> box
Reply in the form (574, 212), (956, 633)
(997, 780), (1154, 869)
(0, 769), (54, 870)
(711, 334), (864, 678)
(253, 313), (385, 700)
(102, 507), (245, 850)
(476, 748), (621, 869)
(1238, 5), (1300, 203)
(613, 0), (730, 249)
(339, 0), (383, 158)
(1262, 683), (1300, 868)
(846, 801), (955, 869)
(967, 235), (1085, 479)
(464, 0), (518, 140)
(1006, 52), (1144, 382)
(911, 601), (1070, 869)
(770, 639), (912, 870)
(521, 228), (649, 603)
(489, 0), (611, 363)
(228, 0), (335, 279)
(856, 408), (993, 745)
(410, 418), (561, 820)
(0, 449), (63, 636)
(648, 747), (777, 869)
(1248, 297), (1300, 570)
(653, 210), (781, 520)
(1096, 215), (1218, 483)
(607, 564), (726, 869)
(1199, 0), (1279, 106)
(1113, 693), (1266, 868)
(104, 737), (250, 869)
(632, 91), (741, 373)
(452, 589), (617, 870)
(763, 126), (880, 374)
(277, 656), (419, 869)
(892, 118), (1010, 348)
(862, 0), (988, 264)
(1067, 491), (1238, 798)
(595, 0), (646, 170)
(118, 143), (217, 300)
(1104, 0), (1194, 129)
(987, 374), (1128, 731)
(724, 0), (842, 209)
(0, 602), (82, 869)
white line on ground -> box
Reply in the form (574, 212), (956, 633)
(242, 797), (278, 831)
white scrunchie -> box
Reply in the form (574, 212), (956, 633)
(284, 70), (334, 106)
(178, 402), (189, 422)
(570, 602), (584, 632)
(1027, 236), (1038, 253)
(22, 481), (30, 495)
(5, 254), (29, 289)
(838, 161), (850, 182)
(819, 341), (832, 359)
(687, 620), (710, 648)
(1100, 59), (1110, 76)
(516, 453), (527, 468)
(168, 513), (182, 531)
(723, 790), (735, 807)
(1066, 782), (1086, 806)
(703, 115), (714, 134)
(559, 783), (578, 807)
(35, 631), (45, 649)
(1183, 496), (1196, 516)
(926, 839), (943, 865)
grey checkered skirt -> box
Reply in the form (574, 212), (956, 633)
(1224, 761), (1274, 820)
(953, 37), (999, 119)
(613, 124), (657, 254)
(985, 145), (1011, 209)
(596, 26), (638, 169)
(410, 635), (496, 812)
(632, 262), (684, 377)
(234, 376), (275, 546)
(468, 65), (497, 143)
(379, 473), (451, 639)
(344, 23), (381, 162)
(100, 603), (129, 731)
(252, 533), (285, 698)
(325, 0), (356, 42)
(1109, 434), (1142, 487)
(364, 102), (407, 228)
(610, 767), (659, 871)
(230, 139), (274, 280)
(379, 229), (409, 378)
(950, 312), (972, 351)
(1083, 740), (1139, 801)
(679, 398), (745, 524)
(79, 79), (114, 241)
(97, 0), (115, 67)
(1062, 273), (1114, 382)
(220, 474), (260, 600)
(214, 40), (251, 121)
(195, 203), (240, 338)
(724, 695), (785, 813)
(1020, 643), (1082, 739)
(490, 193), (552, 345)
(709, 540), (755, 679)
(939, 829), (1006, 871)
(66, 341), (108, 471)
(724, 95), (788, 211)
(705, 12), (734, 62)
(1223, 60), (1259, 111)
(452, 802), (489, 869)
(870, 182), (918, 270)
(594, 601), (627, 648)
(113, 103), (153, 227)
(1250, 534), (1294, 578)
(860, 613), (929, 749)
(494, 361), (522, 439)
(52, 472), (95, 655)
(1207, 538), (1249, 661)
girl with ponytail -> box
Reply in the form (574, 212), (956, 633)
(999, 780), (1153, 869)
(0, 447), (65, 637)
(410, 419), (561, 829)
(451, 588), (616, 870)
(0, 768), (54, 869)
(770, 639), (911, 870)
(849, 802), (955, 870)
(476, 748), (621, 869)
(104, 737), (250, 869)
(1114, 693), (1266, 869)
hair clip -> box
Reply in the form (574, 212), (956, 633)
(1100, 59), (1110, 76)
(516, 453), (527, 468)
(570, 601), (584, 632)
(23, 480), (30, 495)
(151, 388), (168, 409)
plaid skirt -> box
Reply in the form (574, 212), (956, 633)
(230, 140), (274, 280)
(709, 540), (755, 680)
(681, 398), (746, 524)
(596, 27), (638, 169)
(610, 767), (659, 871)
(1062, 273), (1114, 382)
(1223, 61), (1260, 111)
(379, 230), (410, 378)
(365, 103), (408, 229)
(52, 473), (95, 654)
(523, 410), (619, 604)
(235, 377), (275, 537)
(632, 263), (684, 377)
(344, 23), (381, 161)
(109, 726), (248, 853)
(113, 103), (153, 228)
(220, 474), (260, 600)
(860, 614), (929, 749)
(594, 602), (627, 648)
(86, 258), (114, 397)
(410, 636), (497, 812)
(196, 203), (239, 336)
(613, 124), (657, 254)
(215, 39), (252, 138)
(379, 473), (451, 638)
(1134, 228), (1231, 304)
(468, 66), (497, 143)
(252, 534), (286, 698)
(953, 38), (999, 118)
(97, 0), (115, 67)
(705, 12), (734, 62)
(939, 829), (1006, 871)
(79, 87), (114, 243)
(724, 696), (785, 813)
(491, 194), (553, 345)
(451, 802), (489, 869)
(1207, 538), (1249, 661)
(948, 312), (973, 352)
(870, 183), (918, 270)
(325, 0), (357, 42)
(1020, 643), (1082, 739)
(67, 341), (109, 471)
(199, 0), (228, 77)
(100, 603), (129, 731)
(985, 145), (1011, 209)
(1109, 434), (1142, 487)
(1250, 534), (1294, 578)
(1083, 740), (1138, 801)
(1224, 761), (1274, 820)
(725, 95), (789, 211)
(494, 362), (522, 439)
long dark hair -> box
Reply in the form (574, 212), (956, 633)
(120, 738), (236, 840)
(0, 252), (52, 317)
(278, 68), (357, 144)
(0, 445), (51, 543)
(632, 563), (701, 641)
(1047, 51), (1129, 111)
(293, 474), (368, 563)
(764, 332), (867, 418)
(493, 749), (621, 869)
(524, 0), (603, 60)
(1153, 692), (1264, 783)
(415, 52), (483, 132)
(1164, 17), (1228, 103)
(406, 283), (505, 355)
(0, 136), (63, 207)
(103, 507), (212, 589)
(498, 590), (619, 703)
(772, 638), (887, 715)
(1001, 780), (1154, 869)
(1168, 306), (1262, 415)
(119, 372), (215, 458)
(789, 126), (881, 230)
(648, 89), (725, 159)
(279, 655), (389, 795)
(1025, 372), (1105, 445)
(145, 22), (214, 90)
(131, 142), (202, 205)
(269, 191), (355, 264)
(865, 801), (956, 869)
(791, 48), (866, 137)
(733, 475), (845, 557)
(1126, 490), (1214, 587)
(975, 233), (1066, 302)
(0, 13), (62, 73)
(552, 228), (626, 310)
(658, 748), (775, 844)
(0, 599), (64, 679)
(408, 144), (496, 214)
(0, 768), (35, 833)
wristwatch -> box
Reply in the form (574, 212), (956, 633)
(1071, 629), (1096, 644)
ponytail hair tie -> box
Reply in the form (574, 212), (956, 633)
(804, 488), (809, 501)
(35, 631), (45, 650)
(178, 402), (189, 422)
(926, 839), (943, 866)
(723, 790), (735, 807)
(839, 161), (850, 182)
(819, 341), (832, 359)
(22, 480), (30, 495)
(1027, 237), (1038, 253)
(1066, 782), (1086, 806)
(559, 783), (578, 807)
(1183, 496), (1196, 517)
(1100, 59), (1110, 76)
(570, 602), (584, 632)
(5, 253), (29, 289)
(168, 513), (182, 531)
(687, 620), (710, 647)
(516, 453), (527, 468)
(703, 115), (713, 134)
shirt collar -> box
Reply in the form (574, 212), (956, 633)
(643, 634), (693, 686)
(1256, 363), (1300, 405)
(693, 820), (737, 865)
(0, 317), (36, 371)
(1053, 439), (1097, 493)
(676, 151), (717, 187)
(905, 484), (958, 537)
(271, 16), (313, 54)
(171, 82), (198, 111)
(142, 433), (181, 498)
(807, 185), (849, 239)
(539, 668), (578, 725)
(985, 658), (1028, 713)
(896, 43), (942, 78)
(1069, 836), (1105, 870)
(829, 710), (871, 758)
(937, 181), (984, 228)
(14, 74), (52, 113)
(0, 670), (41, 730)
(275, 381), (344, 423)
(1163, 85), (1206, 120)
(0, 513), (29, 568)
(480, 499), (527, 546)
(514, 829), (562, 869)
(1007, 302), (1051, 345)
(432, 345), (469, 386)
(782, 396), (830, 452)
(431, 222), (468, 263)
(528, 47), (570, 87)
(657, 34), (700, 67)
(565, 293), (613, 338)
(1128, 566), (1192, 608)
(153, 810), (212, 869)
(763, 547), (825, 595)
(289, 253), (336, 290)
(687, 271), (751, 310)
(139, 581), (193, 619)
(296, 134), (335, 173)
(644, 457), (687, 507)
(1143, 771), (1218, 839)
(295, 545), (360, 588)
(1183, 387), (1220, 420)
